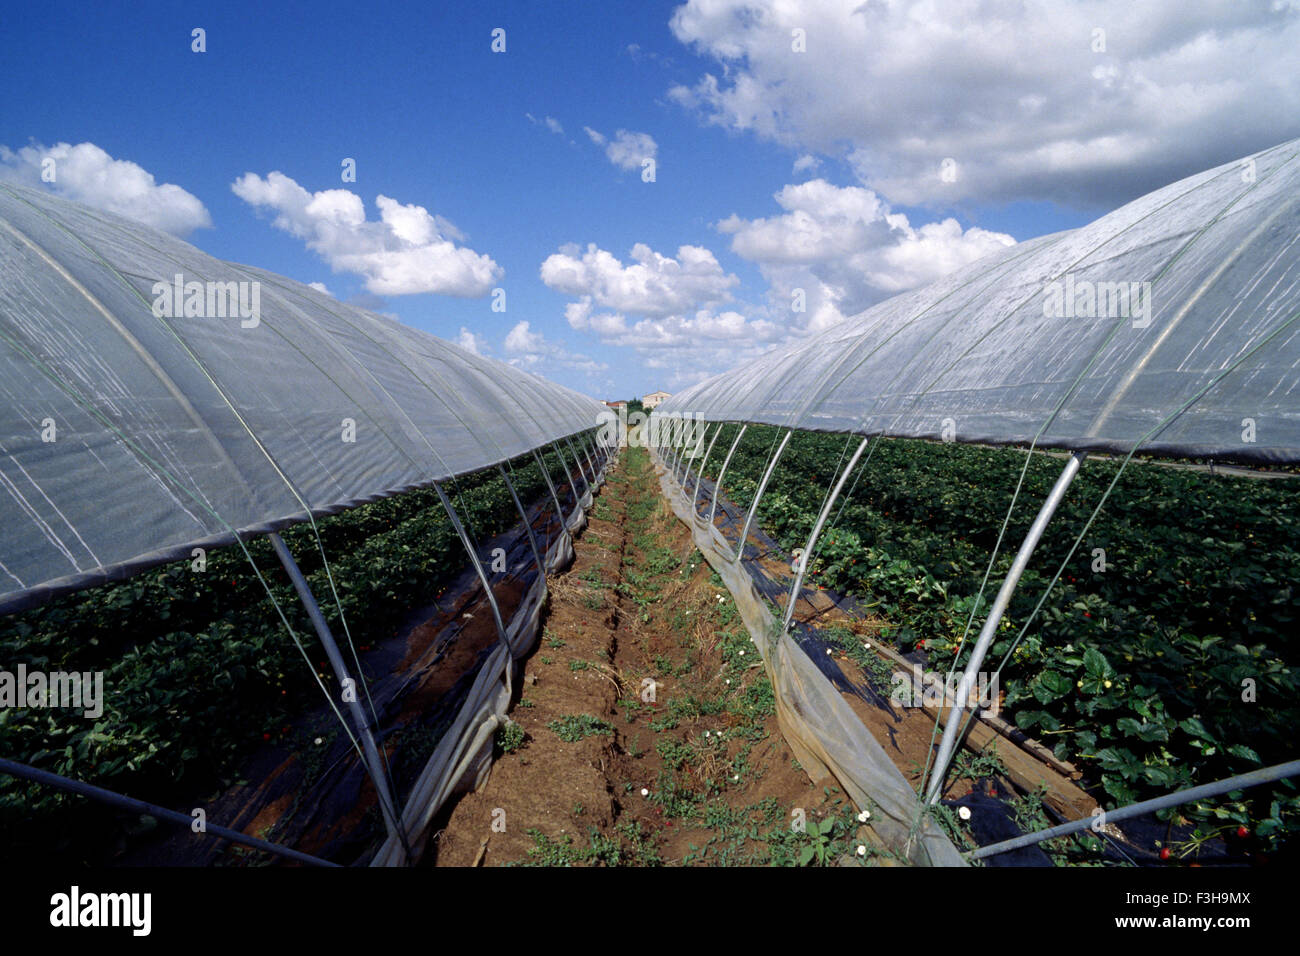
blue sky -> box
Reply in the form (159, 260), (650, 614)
(3, 0), (1297, 399)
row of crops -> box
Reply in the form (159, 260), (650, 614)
(687, 424), (1300, 857)
(0, 445), (588, 863)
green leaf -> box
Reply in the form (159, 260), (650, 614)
(1117, 717), (1168, 743)
(1031, 669), (1072, 703)
(1101, 774), (1138, 804)
(1142, 765), (1180, 788)
(1082, 646), (1115, 680)
(1116, 717), (1143, 737)
(1096, 747), (1140, 775)
(1226, 744), (1262, 764)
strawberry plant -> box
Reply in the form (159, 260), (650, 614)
(0, 446), (586, 865)
(695, 424), (1300, 857)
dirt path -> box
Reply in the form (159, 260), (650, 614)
(431, 447), (874, 866)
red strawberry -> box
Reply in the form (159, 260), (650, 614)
(1236, 826), (1249, 839)
(1159, 847), (1171, 860)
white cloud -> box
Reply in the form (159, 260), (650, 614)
(717, 178), (1015, 327)
(669, 0), (1300, 207)
(626, 43), (674, 67)
(307, 281), (332, 296)
(231, 171), (501, 297)
(585, 307), (785, 391)
(456, 326), (490, 355)
(503, 320), (607, 373)
(526, 113), (565, 135)
(613, 307), (786, 389)
(621, 309), (778, 348)
(541, 242), (738, 318)
(563, 297), (630, 337)
(606, 131), (658, 171)
(792, 154), (820, 176)
(540, 240), (783, 383)
(504, 320), (545, 354)
(584, 127), (658, 172)
(0, 141), (210, 236)
(542, 188), (1014, 388)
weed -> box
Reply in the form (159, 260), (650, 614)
(495, 720), (526, 754)
(512, 827), (620, 866)
(649, 768), (703, 820)
(656, 738), (694, 771)
(951, 744), (1008, 782)
(547, 714), (613, 742)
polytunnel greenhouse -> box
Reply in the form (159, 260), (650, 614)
(1, 137), (1298, 870)
(650, 137), (1300, 866)
(0, 181), (614, 865)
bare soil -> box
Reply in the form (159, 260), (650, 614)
(431, 448), (872, 866)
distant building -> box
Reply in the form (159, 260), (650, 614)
(642, 390), (671, 409)
(603, 399), (627, 409)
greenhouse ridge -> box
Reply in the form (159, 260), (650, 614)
(661, 138), (1300, 465)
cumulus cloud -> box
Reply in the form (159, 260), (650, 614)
(584, 126), (658, 172)
(503, 320), (607, 373)
(668, 0), (1300, 207)
(231, 171), (501, 297)
(456, 326), (490, 355)
(307, 281), (332, 296)
(504, 320), (545, 354)
(618, 308), (786, 388)
(0, 141), (210, 236)
(581, 306), (784, 390)
(541, 242), (738, 318)
(542, 188), (1014, 387)
(539, 240), (783, 384)
(717, 178), (1015, 328)
(621, 309), (778, 348)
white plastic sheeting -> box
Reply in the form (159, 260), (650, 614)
(0, 183), (605, 612)
(659, 139), (1300, 464)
